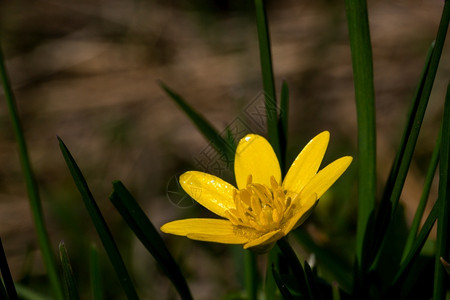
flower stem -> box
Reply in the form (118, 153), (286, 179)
(244, 250), (258, 300)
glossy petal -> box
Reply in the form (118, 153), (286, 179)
(234, 134), (281, 189)
(282, 193), (317, 235)
(180, 171), (236, 218)
(161, 218), (237, 236)
(283, 131), (330, 195)
(300, 156), (353, 200)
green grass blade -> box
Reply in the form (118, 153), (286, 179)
(271, 265), (294, 300)
(389, 201), (438, 291)
(402, 127), (441, 262)
(344, 0), (377, 273)
(58, 138), (139, 300)
(0, 238), (18, 300)
(159, 81), (234, 163)
(373, 44), (434, 262)
(109, 181), (193, 300)
(278, 80), (289, 174)
(254, 0), (281, 162)
(373, 0), (450, 279)
(89, 245), (103, 300)
(433, 81), (450, 300)
(59, 242), (79, 300)
(0, 45), (64, 300)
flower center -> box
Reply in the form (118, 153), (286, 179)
(225, 175), (295, 233)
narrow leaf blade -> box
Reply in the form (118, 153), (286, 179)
(160, 81), (234, 162)
(59, 242), (79, 300)
(344, 0), (377, 276)
(110, 181), (193, 300)
(254, 0), (281, 162)
(89, 245), (103, 300)
(272, 265), (294, 300)
(0, 45), (63, 300)
(58, 138), (139, 300)
(433, 81), (450, 300)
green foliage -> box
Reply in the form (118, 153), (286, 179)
(59, 242), (80, 300)
(0, 45), (64, 300)
(0, 0), (448, 299)
(110, 181), (193, 300)
(58, 138), (139, 300)
(344, 0), (376, 276)
(433, 81), (450, 299)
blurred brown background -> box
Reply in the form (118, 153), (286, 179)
(0, 0), (448, 299)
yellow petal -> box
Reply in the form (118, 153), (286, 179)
(243, 229), (284, 250)
(282, 131), (330, 195)
(187, 233), (249, 244)
(180, 171), (236, 218)
(300, 156), (353, 201)
(282, 193), (317, 235)
(161, 218), (237, 236)
(234, 134), (281, 190)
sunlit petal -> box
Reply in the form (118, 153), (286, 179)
(283, 131), (330, 195)
(161, 218), (237, 236)
(180, 171), (236, 218)
(234, 134), (281, 189)
(300, 156), (353, 200)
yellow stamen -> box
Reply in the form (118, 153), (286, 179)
(226, 176), (294, 233)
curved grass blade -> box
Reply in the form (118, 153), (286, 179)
(374, 0), (450, 269)
(344, 0), (377, 274)
(254, 0), (281, 162)
(58, 138), (139, 300)
(401, 126), (441, 263)
(0, 238), (18, 300)
(110, 181), (193, 300)
(159, 81), (234, 163)
(89, 245), (103, 300)
(59, 242), (79, 300)
(388, 201), (438, 292)
(272, 265), (294, 300)
(373, 45), (434, 264)
(433, 81), (450, 300)
(0, 45), (64, 300)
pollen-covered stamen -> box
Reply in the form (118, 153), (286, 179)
(226, 175), (296, 233)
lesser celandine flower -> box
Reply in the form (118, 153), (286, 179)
(161, 131), (352, 253)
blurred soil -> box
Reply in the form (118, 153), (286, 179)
(0, 0), (448, 299)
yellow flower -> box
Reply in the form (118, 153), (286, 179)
(161, 131), (352, 253)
